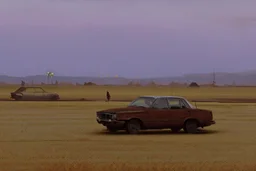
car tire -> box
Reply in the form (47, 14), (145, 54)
(184, 120), (198, 134)
(171, 127), (181, 133)
(107, 126), (118, 133)
(126, 119), (141, 134)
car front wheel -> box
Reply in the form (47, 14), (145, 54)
(184, 120), (198, 134)
(126, 119), (141, 134)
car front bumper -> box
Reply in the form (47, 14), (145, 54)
(96, 117), (125, 128)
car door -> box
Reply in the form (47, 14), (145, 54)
(147, 98), (170, 129)
(22, 88), (36, 100)
(167, 98), (190, 127)
(34, 88), (45, 100)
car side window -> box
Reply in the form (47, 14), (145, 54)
(35, 88), (44, 93)
(168, 98), (187, 109)
(24, 88), (35, 93)
(180, 99), (189, 109)
(152, 98), (169, 109)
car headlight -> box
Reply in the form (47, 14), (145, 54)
(112, 114), (117, 120)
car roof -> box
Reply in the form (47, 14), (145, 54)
(15, 87), (45, 92)
(139, 96), (186, 99)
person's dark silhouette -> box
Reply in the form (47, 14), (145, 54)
(106, 91), (111, 102)
(21, 80), (25, 87)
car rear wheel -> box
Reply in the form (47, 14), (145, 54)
(126, 119), (141, 134)
(184, 120), (198, 134)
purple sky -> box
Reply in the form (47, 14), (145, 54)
(1, 0), (256, 78)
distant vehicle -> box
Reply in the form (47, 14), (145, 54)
(10, 86), (60, 101)
(96, 96), (215, 134)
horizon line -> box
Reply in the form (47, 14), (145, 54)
(0, 70), (253, 79)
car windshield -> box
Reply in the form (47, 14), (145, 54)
(14, 87), (26, 93)
(128, 97), (156, 108)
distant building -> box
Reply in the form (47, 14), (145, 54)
(84, 82), (96, 86)
(189, 82), (200, 87)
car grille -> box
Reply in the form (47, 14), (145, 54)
(97, 112), (114, 120)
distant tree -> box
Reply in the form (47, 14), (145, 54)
(46, 72), (54, 84)
(127, 81), (141, 86)
(55, 80), (59, 85)
(169, 81), (185, 87)
(147, 81), (157, 86)
(134, 82), (141, 87)
(189, 82), (200, 87)
(59, 82), (73, 86)
(84, 82), (96, 86)
(128, 81), (133, 86)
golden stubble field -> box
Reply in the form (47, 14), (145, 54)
(2, 85), (256, 100)
(0, 85), (256, 171)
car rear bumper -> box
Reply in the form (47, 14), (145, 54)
(201, 120), (216, 127)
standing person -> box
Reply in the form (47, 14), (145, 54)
(106, 91), (111, 102)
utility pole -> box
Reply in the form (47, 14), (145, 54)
(212, 69), (216, 86)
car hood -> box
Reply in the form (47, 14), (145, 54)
(192, 108), (212, 113)
(97, 106), (146, 114)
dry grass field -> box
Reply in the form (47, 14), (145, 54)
(0, 85), (256, 171)
(2, 85), (256, 101)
